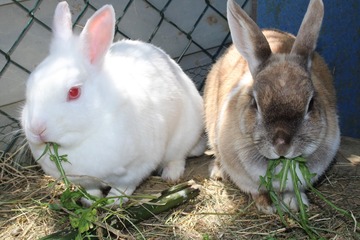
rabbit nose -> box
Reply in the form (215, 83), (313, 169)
(29, 121), (48, 143)
(38, 129), (48, 143)
(273, 129), (291, 156)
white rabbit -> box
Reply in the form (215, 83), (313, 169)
(204, 0), (340, 213)
(22, 1), (205, 205)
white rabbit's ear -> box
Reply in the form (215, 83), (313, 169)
(52, 1), (73, 41)
(227, 0), (271, 76)
(291, 0), (324, 68)
(80, 5), (115, 66)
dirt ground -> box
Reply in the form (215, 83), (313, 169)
(0, 137), (359, 239)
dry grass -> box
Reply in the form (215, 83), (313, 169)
(0, 151), (68, 239)
(1, 150), (359, 240)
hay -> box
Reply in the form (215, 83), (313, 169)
(0, 151), (67, 239)
(1, 151), (359, 239)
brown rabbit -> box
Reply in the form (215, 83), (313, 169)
(204, 0), (340, 213)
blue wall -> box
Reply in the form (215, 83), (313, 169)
(257, 0), (360, 138)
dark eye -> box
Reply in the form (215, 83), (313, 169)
(307, 97), (314, 113)
(68, 86), (81, 101)
(250, 96), (258, 111)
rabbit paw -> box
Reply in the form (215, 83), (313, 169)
(161, 160), (185, 183)
(209, 158), (225, 180)
(104, 187), (134, 207)
(282, 191), (309, 212)
(252, 192), (275, 214)
(80, 188), (104, 207)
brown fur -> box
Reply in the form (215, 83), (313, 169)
(204, 0), (339, 213)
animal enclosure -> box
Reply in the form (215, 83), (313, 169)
(0, 0), (359, 239)
(0, 0), (252, 156)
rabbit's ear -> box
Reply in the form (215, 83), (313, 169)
(53, 1), (73, 41)
(80, 5), (115, 66)
(291, 0), (324, 68)
(227, 0), (271, 76)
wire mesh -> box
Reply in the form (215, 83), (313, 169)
(0, 0), (250, 158)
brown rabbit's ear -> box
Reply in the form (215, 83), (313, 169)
(52, 1), (73, 41)
(291, 0), (324, 68)
(227, 0), (271, 76)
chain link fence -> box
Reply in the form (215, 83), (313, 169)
(0, 0), (251, 161)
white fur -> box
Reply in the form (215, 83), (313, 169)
(22, 2), (205, 204)
(217, 71), (253, 140)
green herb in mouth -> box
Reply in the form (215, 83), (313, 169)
(260, 156), (359, 239)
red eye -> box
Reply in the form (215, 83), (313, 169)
(68, 86), (81, 101)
